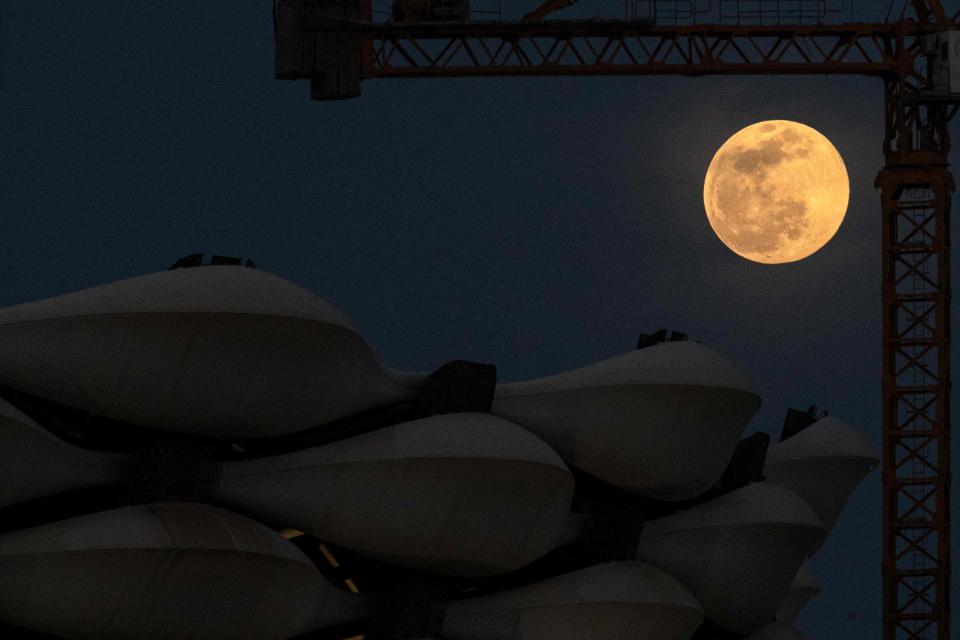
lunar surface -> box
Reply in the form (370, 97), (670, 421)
(703, 120), (849, 264)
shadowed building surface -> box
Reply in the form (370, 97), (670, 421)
(0, 503), (367, 640)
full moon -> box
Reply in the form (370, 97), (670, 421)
(703, 120), (849, 264)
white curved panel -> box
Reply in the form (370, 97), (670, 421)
(219, 413), (575, 577)
(745, 622), (809, 640)
(0, 409), (573, 577)
(765, 416), (879, 531)
(0, 396), (124, 507)
(491, 341), (761, 500)
(0, 267), (417, 437)
(442, 561), (703, 640)
(0, 503), (367, 639)
(0, 266), (355, 326)
(775, 562), (821, 625)
(635, 482), (825, 634)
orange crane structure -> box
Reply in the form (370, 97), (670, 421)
(273, 1), (956, 637)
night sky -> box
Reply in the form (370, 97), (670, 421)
(1, 1), (958, 638)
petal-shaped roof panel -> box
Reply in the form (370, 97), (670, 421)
(0, 502), (312, 560)
(636, 482), (825, 634)
(496, 341), (757, 397)
(641, 482), (823, 536)
(219, 414), (574, 577)
(0, 266), (356, 330)
(492, 342), (761, 500)
(0, 503), (366, 639)
(228, 412), (567, 470)
(443, 561), (703, 640)
(0, 396), (124, 508)
(767, 416), (877, 465)
(0, 267), (417, 437)
(775, 562), (821, 625)
(765, 416), (879, 531)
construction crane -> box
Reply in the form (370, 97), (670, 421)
(273, 1), (956, 638)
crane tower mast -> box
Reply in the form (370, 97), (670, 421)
(275, 1), (956, 637)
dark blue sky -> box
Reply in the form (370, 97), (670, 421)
(1, 2), (957, 637)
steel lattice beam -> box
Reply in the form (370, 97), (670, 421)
(368, 23), (901, 77)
